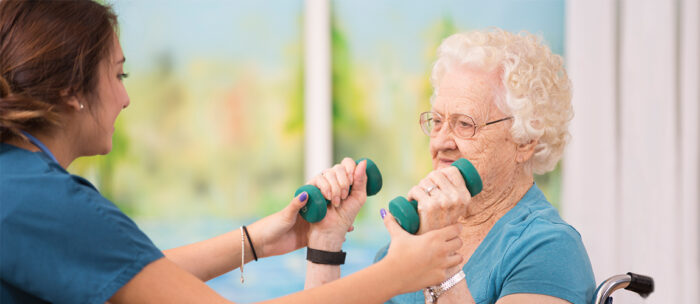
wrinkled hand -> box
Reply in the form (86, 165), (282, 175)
(382, 212), (464, 293)
(407, 166), (472, 235)
(307, 158), (368, 250)
(247, 193), (310, 258)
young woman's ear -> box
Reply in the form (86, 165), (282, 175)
(62, 90), (84, 111)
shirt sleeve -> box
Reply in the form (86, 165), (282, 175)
(497, 220), (596, 304)
(373, 243), (390, 263)
(1, 174), (164, 304)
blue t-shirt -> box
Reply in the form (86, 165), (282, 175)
(375, 184), (595, 304)
(0, 143), (164, 304)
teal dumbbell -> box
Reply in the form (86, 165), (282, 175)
(295, 158), (383, 223)
(388, 158), (482, 234)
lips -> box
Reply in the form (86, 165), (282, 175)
(437, 158), (457, 167)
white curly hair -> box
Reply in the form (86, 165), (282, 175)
(430, 29), (573, 175)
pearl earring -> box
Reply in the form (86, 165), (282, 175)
(80, 104), (84, 110)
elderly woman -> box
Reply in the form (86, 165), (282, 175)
(378, 29), (596, 304)
(312, 29), (594, 303)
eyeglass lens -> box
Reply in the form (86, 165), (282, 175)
(420, 112), (476, 138)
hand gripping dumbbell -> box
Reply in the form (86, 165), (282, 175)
(388, 158), (482, 234)
(294, 158), (383, 223)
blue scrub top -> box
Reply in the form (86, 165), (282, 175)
(375, 184), (596, 304)
(0, 143), (164, 304)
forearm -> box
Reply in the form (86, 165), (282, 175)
(163, 229), (255, 282)
(263, 259), (402, 304)
(304, 262), (340, 289)
(303, 231), (345, 289)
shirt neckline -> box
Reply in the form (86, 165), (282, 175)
(1, 142), (68, 173)
(463, 183), (544, 273)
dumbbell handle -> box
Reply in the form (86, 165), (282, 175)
(296, 158), (382, 223)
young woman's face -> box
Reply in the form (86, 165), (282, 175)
(78, 34), (130, 155)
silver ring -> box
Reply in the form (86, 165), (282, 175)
(424, 185), (436, 195)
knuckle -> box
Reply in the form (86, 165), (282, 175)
(439, 199), (451, 209)
(449, 193), (459, 203)
(342, 158), (355, 169)
(422, 200), (437, 210)
(408, 186), (421, 197)
(427, 171), (439, 180)
(327, 169), (337, 178)
(446, 166), (459, 175)
(443, 167), (458, 181)
(317, 180), (328, 190)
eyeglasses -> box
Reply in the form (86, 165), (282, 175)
(419, 111), (512, 139)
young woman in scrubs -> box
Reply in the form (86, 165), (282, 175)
(0, 1), (463, 303)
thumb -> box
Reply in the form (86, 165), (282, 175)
(382, 209), (406, 238)
(284, 191), (309, 218)
(351, 160), (368, 196)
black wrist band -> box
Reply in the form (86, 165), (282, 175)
(241, 226), (258, 261)
(306, 247), (346, 265)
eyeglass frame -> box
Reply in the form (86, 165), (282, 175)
(419, 111), (512, 139)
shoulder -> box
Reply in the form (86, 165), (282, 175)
(1, 152), (147, 250)
(502, 185), (587, 262)
(504, 216), (589, 265)
(1, 145), (163, 303)
(1, 146), (107, 222)
(494, 184), (583, 251)
(498, 187), (593, 283)
(0, 143), (55, 174)
(493, 187), (595, 304)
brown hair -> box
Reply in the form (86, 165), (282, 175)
(0, 0), (118, 142)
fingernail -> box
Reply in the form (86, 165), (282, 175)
(380, 208), (386, 219)
(299, 192), (308, 202)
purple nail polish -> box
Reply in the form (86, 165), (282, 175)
(380, 208), (386, 219)
(299, 192), (308, 202)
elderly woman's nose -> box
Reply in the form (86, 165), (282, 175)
(432, 127), (457, 149)
(440, 122), (459, 139)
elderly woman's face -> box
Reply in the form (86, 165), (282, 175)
(430, 66), (518, 188)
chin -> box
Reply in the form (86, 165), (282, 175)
(101, 133), (114, 154)
(102, 143), (113, 155)
(96, 140), (113, 155)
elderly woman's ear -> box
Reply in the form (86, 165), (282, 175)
(515, 139), (538, 164)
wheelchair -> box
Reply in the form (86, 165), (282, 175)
(593, 272), (654, 304)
